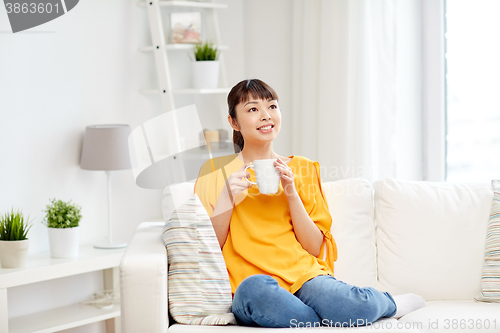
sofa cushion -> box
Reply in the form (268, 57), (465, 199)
(162, 194), (236, 325)
(399, 300), (500, 332)
(168, 317), (410, 332)
(374, 179), (493, 301)
(323, 178), (378, 289)
(476, 179), (500, 303)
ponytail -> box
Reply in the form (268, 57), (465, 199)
(232, 129), (244, 152)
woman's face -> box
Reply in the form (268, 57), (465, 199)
(230, 96), (281, 145)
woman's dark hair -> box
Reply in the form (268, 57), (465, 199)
(227, 79), (279, 152)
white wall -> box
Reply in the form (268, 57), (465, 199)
(0, 0), (244, 331)
(242, 0), (294, 157)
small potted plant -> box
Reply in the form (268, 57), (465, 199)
(42, 198), (82, 258)
(192, 42), (219, 89)
(0, 209), (32, 268)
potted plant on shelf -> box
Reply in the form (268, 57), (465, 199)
(42, 198), (82, 258)
(0, 209), (32, 268)
(192, 42), (219, 89)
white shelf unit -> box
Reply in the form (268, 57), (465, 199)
(138, 0), (233, 185)
(0, 244), (125, 333)
(9, 303), (119, 333)
(140, 87), (230, 95)
(138, 0), (229, 111)
(137, 1), (228, 9)
(138, 44), (228, 52)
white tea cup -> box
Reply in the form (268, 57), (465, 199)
(244, 159), (280, 194)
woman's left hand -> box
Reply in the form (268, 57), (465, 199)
(274, 158), (297, 198)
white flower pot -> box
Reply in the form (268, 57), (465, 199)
(48, 227), (80, 258)
(192, 60), (220, 89)
(0, 239), (29, 268)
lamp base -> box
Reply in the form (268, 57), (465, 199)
(93, 241), (127, 249)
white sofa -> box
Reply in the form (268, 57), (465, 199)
(120, 178), (500, 333)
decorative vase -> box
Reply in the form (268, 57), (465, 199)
(48, 227), (80, 258)
(0, 239), (29, 268)
(192, 60), (220, 89)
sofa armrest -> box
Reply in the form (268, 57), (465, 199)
(120, 222), (168, 333)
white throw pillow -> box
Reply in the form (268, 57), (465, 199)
(374, 178), (493, 301)
(322, 178), (378, 289)
(162, 194), (236, 325)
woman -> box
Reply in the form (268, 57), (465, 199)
(194, 79), (424, 328)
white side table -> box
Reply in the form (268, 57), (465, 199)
(0, 244), (125, 333)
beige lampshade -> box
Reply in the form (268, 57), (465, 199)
(81, 125), (132, 170)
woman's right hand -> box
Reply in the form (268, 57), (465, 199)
(224, 162), (253, 204)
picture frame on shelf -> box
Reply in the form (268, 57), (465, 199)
(171, 12), (202, 44)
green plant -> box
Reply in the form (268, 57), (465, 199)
(42, 198), (82, 229)
(194, 42), (218, 61)
(0, 209), (32, 241)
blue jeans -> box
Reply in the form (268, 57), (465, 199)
(232, 274), (397, 328)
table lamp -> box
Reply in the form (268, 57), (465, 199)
(80, 124), (131, 249)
